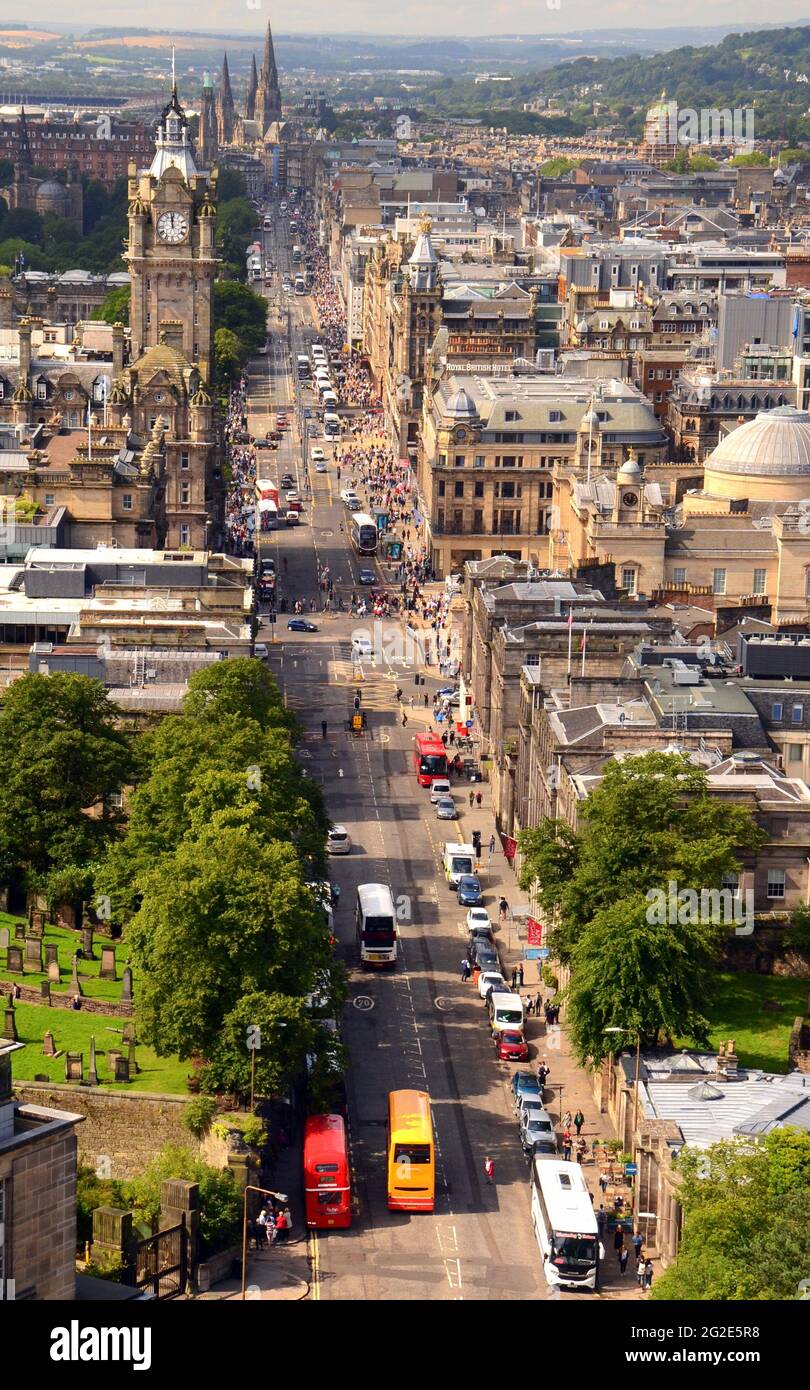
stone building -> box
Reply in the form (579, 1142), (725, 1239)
(1, 1040), (83, 1300)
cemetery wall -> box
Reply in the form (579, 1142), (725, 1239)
(11, 1083), (201, 1179)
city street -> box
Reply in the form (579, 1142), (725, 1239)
(245, 208), (575, 1302)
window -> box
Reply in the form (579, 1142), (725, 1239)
(772, 702), (783, 721)
(767, 869), (785, 900)
(474, 455), (485, 468)
(36, 382), (47, 400)
(453, 480), (464, 498)
(549, 410), (561, 423)
(792, 704), (804, 724)
(454, 455), (465, 468)
(753, 568), (767, 595)
(526, 652), (540, 667)
(712, 568), (726, 595)
(438, 453), (447, 468)
(437, 480), (446, 498)
(721, 871), (739, 895)
(180, 450), (190, 469)
(673, 567), (686, 585)
(64, 389), (75, 401)
(789, 744), (803, 763)
(474, 480), (484, 498)
(44, 493), (54, 507)
(122, 493), (133, 511)
(505, 410), (519, 422)
(622, 567), (637, 595)
(146, 312), (151, 326)
(179, 524), (190, 547)
(181, 482), (191, 504)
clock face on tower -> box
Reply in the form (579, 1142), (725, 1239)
(156, 211), (189, 244)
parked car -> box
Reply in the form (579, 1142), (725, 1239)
(511, 1072), (542, 1111)
(495, 1030), (529, 1062)
(457, 874), (483, 907)
(429, 778), (451, 803)
(466, 907), (492, 935)
(287, 618), (318, 632)
(519, 1109), (556, 1151)
(358, 568), (376, 585)
(435, 796), (457, 821)
(472, 943), (499, 973)
(525, 1138), (558, 1163)
(517, 1098), (554, 1132)
(326, 825), (352, 855)
(477, 970), (507, 1000)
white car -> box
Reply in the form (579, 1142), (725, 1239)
(311, 447), (326, 463)
(466, 907), (493, 935)
(314, 460), (328, 473)
(352, 635), (373, 659)
(429, 778), (451, 803)
(477, 970), (507, 1000)
(327, 826), (352, 855)
(254, 642), (269, 660)
(341, 489), (360, 507)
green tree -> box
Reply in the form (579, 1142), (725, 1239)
(214, 326), (244, 382)
(181, 657), (293, 730)
(123, 1146), (241, 1257)
(0, 673), (132, 900)
(199, 991), (315, 1098)
(518, 751), (765, 965)
(215, 168), (248, 203)
(0, 158), (14, 187)
(213, 280), (267, 356)
(1, 207), (43, 244)
(652, 1130), (810, 1300)
(729, 151), (770, 166)
(126, 828), (329, 1061)
(92, 283), (130, 326)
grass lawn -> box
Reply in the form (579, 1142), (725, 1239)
(0, 913), (134, 1003)
(674, 972), (808, 1073)
(8, 1003), (190, 1094)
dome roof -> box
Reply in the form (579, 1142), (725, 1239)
(409, 230), (437, 267)
(617, 451), (642, 483)
(36, 179), (68, 211)
(580, 407), (599, 430)
(446, 387), (478, 420)
(706, 407), (810, 477)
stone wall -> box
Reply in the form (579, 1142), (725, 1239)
(11, 1082), (201, 1180)
(0, 981), (133, 1017)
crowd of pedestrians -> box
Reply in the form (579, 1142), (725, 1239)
(224, 376), (257, 556)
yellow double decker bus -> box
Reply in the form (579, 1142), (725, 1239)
(386, 1090), (435, 1212)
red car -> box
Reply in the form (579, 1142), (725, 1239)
(495, 1030), (529, 1061)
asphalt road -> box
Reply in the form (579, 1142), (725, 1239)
(246, 209), (549, 1302)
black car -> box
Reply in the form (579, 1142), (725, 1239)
(281, 474), (296, 490)
(287, 618), (318, 632)
(358, 568), (375, 585)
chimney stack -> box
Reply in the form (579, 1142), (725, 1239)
(18, 316), (32, 382)
(112, 321), (125, 378)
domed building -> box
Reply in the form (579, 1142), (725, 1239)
(702, 406), (810, 502)
(7, 156), (83, 233)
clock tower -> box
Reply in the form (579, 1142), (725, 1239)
(125, 86), (217, 384)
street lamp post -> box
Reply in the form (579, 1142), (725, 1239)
(240, 1183), (288, 1300)
(604, 1025), (642, 1231)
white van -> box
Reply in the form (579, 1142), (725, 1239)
(322, 390), (338, 410)
(443, 842), (475, 887)
(488, 991), (524, 1034)
(324, 412), (341, 438)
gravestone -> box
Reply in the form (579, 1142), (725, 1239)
(44, 942), (58, 966)
(121, 967), (133, 1002)
(0, 927), (9, 951)
(14, 923), (24, 939)
(34, 1074), (49, 1082)
(99, 947), (116, 982)
(47, 960), (60, 984)
(65, 1053), (83, 1083)
(122, 1021), (136, 1044)
(43, 1030), (56, 1056)
(127, 1036), (140, 1076)
(113, 1055), (130, 1084)
(88, 1036), (99, 1087)
(28, 913), (45, 938)
(24, 936), (43, 971)
(7, 946), (23, 974)
(82, 926), (94, 959)
(3, 1000), (17, 1041)
(70, 956), (82, 996)
(40, 981), (50, 1004)
(107, 1049), (122, 1074)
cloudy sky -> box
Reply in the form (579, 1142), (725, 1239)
(16, 2), (810, 38)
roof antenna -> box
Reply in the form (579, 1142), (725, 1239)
(171, 44), (176, 94)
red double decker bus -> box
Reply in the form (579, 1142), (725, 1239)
(413, 733), (448, 787)
(303, 1114), (352, 1229)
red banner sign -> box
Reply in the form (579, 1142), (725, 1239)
(501, 835), (517, 863)
(527, 917), (543, 946)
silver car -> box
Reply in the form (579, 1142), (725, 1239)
(435, 796), (457, 820)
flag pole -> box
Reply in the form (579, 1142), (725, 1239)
(566, 607), (573, 683)
(87, 398), (91, 460)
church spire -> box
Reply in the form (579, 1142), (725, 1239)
(255, 20), (282, 136)
(246, 53), (258, 121)
(216, 52), (235, 145)
(17, 105), (31, 170)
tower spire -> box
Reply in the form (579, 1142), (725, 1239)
(216, 52), (235, 145)
(246, 53), (258, 121)
(255, 20), (282, 136)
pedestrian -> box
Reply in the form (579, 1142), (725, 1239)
(637, 1256), (646, 1287)
(510, 967), (518, 990)
(526, 995), (534, 1016)
(596, 1204), (607, 1237)
(537, 1059), (549, 1089)
(562, 1130), (572, 1161)
(535, 991), (542, 1015)
(516, 962), (524, 988)
(475, 790), (482, 807)
(423, 692), (429, 708)
(618, 1245), (629, 1275)
(484, 1154), (495, 1185)
(461, 957), (471, 982)
(643, 1259), (654, 1290)
(613, 1225), (625, 1254)
(257, 1206), (269, 1245)
(469, 790), (474, 808)
(599, 1171), (609, 1194)
(575, 1137), (586, 1165)
(499, 897), (509, 922)
(321, 720), (327, 738)
(488, 833), (496, 855)
(574, 1108), (585, 1136)
(402, 711), (408, 726)
(632, 1231), (644, 1262)
(562, 1110), (573, 1132)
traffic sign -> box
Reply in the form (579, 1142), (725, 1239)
(624, 1163), (638, 1176)
(523, 948), (544, 960)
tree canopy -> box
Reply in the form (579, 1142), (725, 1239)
(92, 283), (130, 326)
(652, 1130), (810, 1300)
